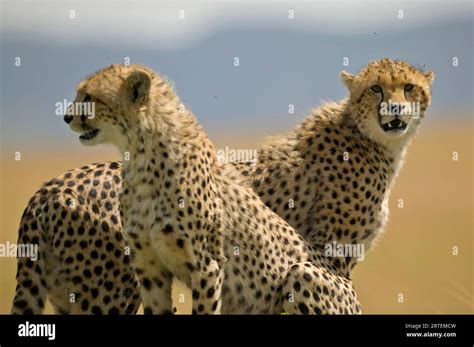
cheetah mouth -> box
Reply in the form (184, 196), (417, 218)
(380, 119), (407, 132)
(79, 129), (100, 140)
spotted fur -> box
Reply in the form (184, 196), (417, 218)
(11, 163), (140, 314)
(12, 58), (433, 314)
(65, 64), (364, 314)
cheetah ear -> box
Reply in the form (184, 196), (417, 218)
(340, 71), (355, 89)
(125, 70), (151, 106)
(423, 70), (435, 84)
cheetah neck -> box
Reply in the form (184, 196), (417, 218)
(343, 109), (410, 184)
(119, 101), (218, 207)
(121, 98), (206, 160)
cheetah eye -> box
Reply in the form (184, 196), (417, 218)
(370, 85), (382, 93)
(404, 84), (414, 92)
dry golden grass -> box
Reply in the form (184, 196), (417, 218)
(353, 120), (473, 314)
(0, 120), (472, 314)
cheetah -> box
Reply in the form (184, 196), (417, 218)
(12, 58), (433, 314)
(10, 163), (140, 314)
(65, 64), (362, 314)
(233, 58), (434, 274)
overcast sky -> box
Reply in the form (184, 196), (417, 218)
(1, 0), (472, 154)
(3, 0), (472, 48)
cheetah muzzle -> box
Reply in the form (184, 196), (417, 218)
(79, 128), (100, 141)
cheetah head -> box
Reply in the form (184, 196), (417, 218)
(341, 58), (434, 146)
(64, 64), (157, 150)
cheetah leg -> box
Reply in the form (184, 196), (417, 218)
(191, 259), (225, 314)
(281, 262), (362, 315)
(131, 249), (173, 314)
(11, 257), (49, 314)
(11, 211), (48, 314)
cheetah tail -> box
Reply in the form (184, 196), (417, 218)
(11, 206), (48, 314)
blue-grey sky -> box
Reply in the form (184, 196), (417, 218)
(1, 0), (472, 153)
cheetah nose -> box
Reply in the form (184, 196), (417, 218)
(64, 115), (73, 124)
